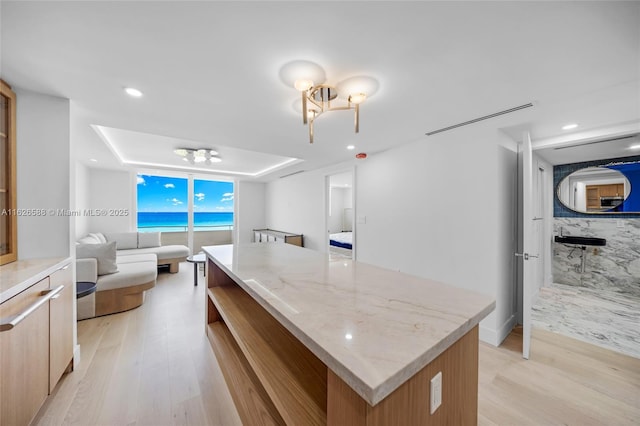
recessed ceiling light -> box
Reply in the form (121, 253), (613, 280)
(347, 145), (355, 150)
(629, 144), (640, 150)
(89, 158), (98, 162)
(562, 123), (578, 130)
(124, 87), (143, 97)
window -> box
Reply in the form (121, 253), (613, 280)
(136, 174), (233, 232)
(194, 178), (234, 231)
(137, 174), (188, 232)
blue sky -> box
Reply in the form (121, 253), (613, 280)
(137, 174), (234, 212)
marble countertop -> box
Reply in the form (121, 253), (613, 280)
(0, 257), (72, 303)
(204, 243), (495, 406)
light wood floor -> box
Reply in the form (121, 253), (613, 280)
(34, 263), (640, 425)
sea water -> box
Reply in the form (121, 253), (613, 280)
(137, 212), (233, 232)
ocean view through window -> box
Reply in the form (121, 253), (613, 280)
(137, 174), (234, 232)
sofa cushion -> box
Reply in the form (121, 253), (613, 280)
(76, 241), (118, 275)
(106, 232), (138, 250)
(116, 253), (158, 264)
(138, 232), (161, 248)
(117, 245), (189, 261)
(97, 261), (157, 291)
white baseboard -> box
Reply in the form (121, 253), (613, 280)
(497, 314), (517, 346)
(479, 314), (517, 347)
(479, 325), (497, 346)
(73, 344), (81, 367)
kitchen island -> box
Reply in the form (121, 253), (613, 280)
(203, 243), (494, 425)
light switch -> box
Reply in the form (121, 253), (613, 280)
(430, 371), (442, 414)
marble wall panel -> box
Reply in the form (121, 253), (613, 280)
(553, 218), (640, 298)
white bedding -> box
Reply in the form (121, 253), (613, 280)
(330, 231), (352, 245)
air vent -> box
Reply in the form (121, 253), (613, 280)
(280, 170), (305, 179)
(425, 103), (534, 136)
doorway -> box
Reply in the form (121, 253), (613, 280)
(326, 171), (354, 259)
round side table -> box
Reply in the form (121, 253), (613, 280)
(76, 281), (97, 298)
(186, 253), (206, 286)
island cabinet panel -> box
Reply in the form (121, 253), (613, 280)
(204, 244), (493, 426)
(327, 326), (478, 426)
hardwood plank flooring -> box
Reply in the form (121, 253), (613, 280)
(34, 263), (640, 425)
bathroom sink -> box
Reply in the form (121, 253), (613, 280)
(554, 235), (606, 246)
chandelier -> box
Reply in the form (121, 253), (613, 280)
(173, 148), (221, 165)
(280, 61), (379, 144)
(294, 80), (366, 144)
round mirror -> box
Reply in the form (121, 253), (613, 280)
(557, 166), (632, 213)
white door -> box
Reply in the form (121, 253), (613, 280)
(518, 131), (539, 359)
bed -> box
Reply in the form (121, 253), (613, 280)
(329, 231), (352, 250)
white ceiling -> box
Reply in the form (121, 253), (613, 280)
(2, 1), (639, 180)
(93, 125), (300, 177)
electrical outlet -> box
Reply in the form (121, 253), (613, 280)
(430, 371), (442, 414)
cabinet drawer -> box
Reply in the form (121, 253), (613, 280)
(0, 278), (51, 426)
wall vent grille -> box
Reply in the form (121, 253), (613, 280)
(425, 103), (534, 136)
(279, 170), (305, 179)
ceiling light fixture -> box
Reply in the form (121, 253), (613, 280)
(124, 87), (143, 98)
(281, 60), (379, 144)
(294, 80), (368, 144)
(347, 145), (355, 150)
(174, 148), (221, 165)
(562, 123), (578, 130)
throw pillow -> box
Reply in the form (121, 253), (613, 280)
(78, 235), (100, 244)
(138, 232), (161, 248)
(76, 241), (118, 275)
(105, 232), (138, 250)
(90, 232), (107, 243)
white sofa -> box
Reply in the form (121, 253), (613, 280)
(76, 232), (189, 320)
(103, 232), (190, 273)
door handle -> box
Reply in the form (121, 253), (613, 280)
(0, 285), (64, 332)
(515, 253), (539, 260)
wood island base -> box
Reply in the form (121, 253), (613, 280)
(206, 258), (479, 426)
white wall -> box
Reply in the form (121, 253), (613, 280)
(266, 164), (353, 252)
(74, 162), (91, 238)
(15, 88), (71, 259)
(265, 127), (518, 345)
(87, 168), (134, 233)
(236, 181), (266, 243)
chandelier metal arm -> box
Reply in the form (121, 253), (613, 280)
(302, 92), (308, 125)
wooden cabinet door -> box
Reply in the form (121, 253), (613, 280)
(49, 263), (74, 392)
(0, 278), (50, 426)
(0, 80), (17, 266)
(586, 187), (600, 209)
